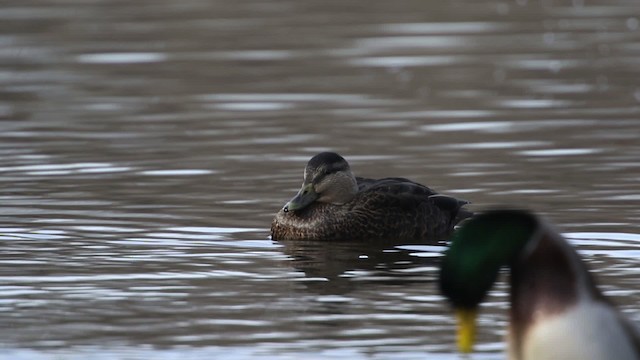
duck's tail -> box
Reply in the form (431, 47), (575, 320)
(428, 195), (473, 229)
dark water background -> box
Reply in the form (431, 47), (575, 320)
(1, 0), (640, 359)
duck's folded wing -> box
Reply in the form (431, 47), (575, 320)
(356, 177), (438, 197)
(356, 177), (472, 224)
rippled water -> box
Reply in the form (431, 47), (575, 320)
(1, 0), (640, 359)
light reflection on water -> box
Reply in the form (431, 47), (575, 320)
(1, 0), (640, 359)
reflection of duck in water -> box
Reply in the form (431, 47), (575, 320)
(271, 152), (471, 242)
(439, 209), (640, 359)
(278, 238), (440, 295)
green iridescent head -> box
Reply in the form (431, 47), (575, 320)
(438, 209), (539, 353)
(439, 209), (538, 308)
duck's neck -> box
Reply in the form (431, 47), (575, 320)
(508, 226), (602, 358)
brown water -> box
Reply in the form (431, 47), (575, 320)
(1, 0), (640, 359)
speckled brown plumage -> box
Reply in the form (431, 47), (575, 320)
(271, 175), (471, 242)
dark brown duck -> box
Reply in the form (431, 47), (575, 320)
(271, 152), (471, 242)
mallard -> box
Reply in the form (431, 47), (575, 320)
(439, 209), (640, 360)
(271, 152), (471, 242)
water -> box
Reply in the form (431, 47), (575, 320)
(1, 0), (640, 359)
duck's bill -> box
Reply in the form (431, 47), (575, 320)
(455, 307), (477, 353)
(284, 184), (317, 212)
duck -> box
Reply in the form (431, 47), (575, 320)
(271, 152), (471, 242)
(438, 209), (640, 360)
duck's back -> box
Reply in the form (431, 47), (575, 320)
(271, 177), (470, 242)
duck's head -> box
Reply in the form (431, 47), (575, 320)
(438, 209), (538, 353)
(283, 152), (358, 212)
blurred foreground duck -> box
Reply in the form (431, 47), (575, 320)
(439, 209), (640, 360)
(271, 152), (471, 242)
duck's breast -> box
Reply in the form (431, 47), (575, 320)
(517, 299), (638, 360)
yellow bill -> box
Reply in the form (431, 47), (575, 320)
(455, 307), (477, 353)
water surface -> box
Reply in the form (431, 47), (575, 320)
(1, 0), (640, 359)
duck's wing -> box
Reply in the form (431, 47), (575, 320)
(350, 177), (470, 241)
(356, 177), (438, 197)
(356, 177), (472, 225)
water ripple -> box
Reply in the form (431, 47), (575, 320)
(378, 22), (511, 34)
(76, 52), (168, 64)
